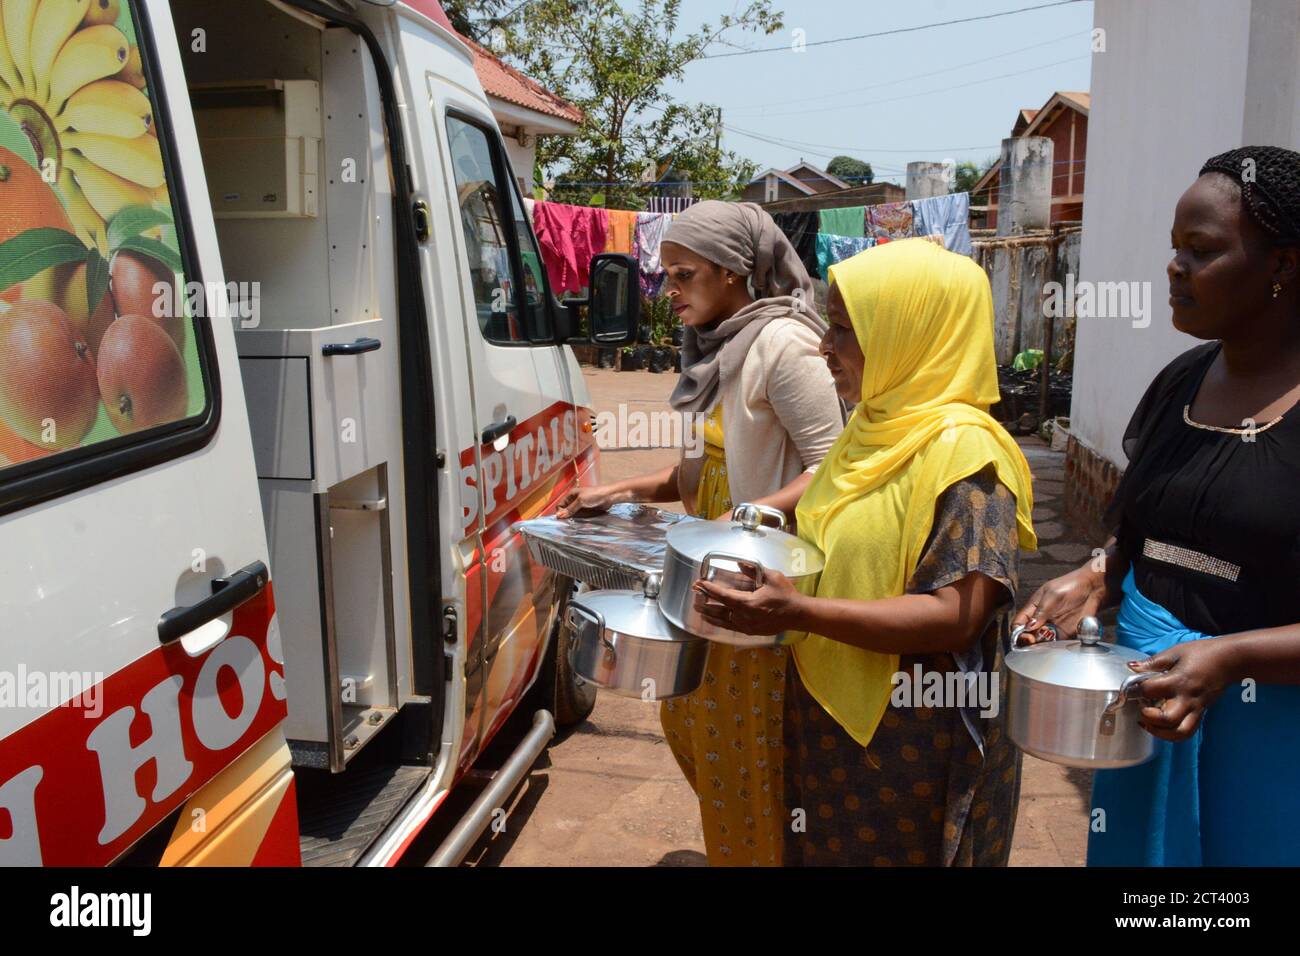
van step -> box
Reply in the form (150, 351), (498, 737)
(297, 764), (429, 867)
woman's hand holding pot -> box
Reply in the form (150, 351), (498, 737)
(1012, 563), (1111, 644)
(692, 569), (807, 636)
(1128, 640), (1234, 742)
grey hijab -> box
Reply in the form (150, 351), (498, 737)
(664, 201), (824, 413)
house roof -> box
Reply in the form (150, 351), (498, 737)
(786, 161), (853, 190)
(458, 34), (583, 126)
(973, 90), (1090, 196)
(749, 168), (817, 196)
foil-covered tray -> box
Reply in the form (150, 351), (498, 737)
(514, 504), (697, 590)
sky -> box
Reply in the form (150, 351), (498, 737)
(663, 0), (1096, 185)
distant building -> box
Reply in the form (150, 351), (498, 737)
(458, 34), (583, 193)
(971, 91), (1089, 230)
(758, 181), (906, 214)
(742, 161), (854, 203)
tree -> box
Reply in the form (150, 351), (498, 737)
(827, 155), (873, 185)
(479, 0), (782, 208)
(955, 156), (999, 194)
(442, 0), (514, 43)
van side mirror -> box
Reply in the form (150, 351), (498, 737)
(560, 253), (639, 346)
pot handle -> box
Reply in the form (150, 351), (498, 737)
(732, 503), (787, 533)
(1006, 622), (1059, 653)
(1098, 671), (1155, 736)
(569, 603), (615, 653)
(700, 551), (766, 591)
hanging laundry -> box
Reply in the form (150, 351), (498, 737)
(531, 201), (610, 296)
(815, 233), (876, 279)
(867, 200), (914, 241)
(911, 192), (973, 255)
(606, 209), (638, 255)
(635, 211), (671, 298)
(819, 206), (866, 239)
(771, 211), (819, 277)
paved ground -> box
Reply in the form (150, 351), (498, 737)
(467, 369), (1092, 866)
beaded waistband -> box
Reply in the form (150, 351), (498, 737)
(1142, 538), (1241, 583)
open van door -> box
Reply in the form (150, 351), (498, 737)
(0, 0), (295, 866)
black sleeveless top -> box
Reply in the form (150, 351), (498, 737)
(1105, 342), (1300, 636)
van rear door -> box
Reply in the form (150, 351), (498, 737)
(0, 0), (289, 865)
(400, 20), (580, 762)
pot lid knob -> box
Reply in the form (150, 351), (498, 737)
(1078, 616), (1102, 646)
(642, 572), (662, 599)
(732, 503), (788, 534)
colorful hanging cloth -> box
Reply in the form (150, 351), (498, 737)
(635, 211), (671, 298)
(606, 209), (638, 255)
(815, 233), (876, 278)
(867, 200), (914, 241)
(911, 193), (973, 255)
(818, 206), (866, 238)
(531, 200), (610, 296)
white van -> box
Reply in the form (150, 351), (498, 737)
(0, 0), (637, 866)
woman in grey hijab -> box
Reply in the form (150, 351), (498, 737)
(558, 200), (843, 865)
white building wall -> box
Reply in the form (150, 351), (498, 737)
(1070, 0), (1300, 466)
(502, 135), (537, 192)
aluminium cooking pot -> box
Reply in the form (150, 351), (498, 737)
(1003, 617), (1157, 769)
(659, 503), (824, 648)
(566, 573), (708, 701)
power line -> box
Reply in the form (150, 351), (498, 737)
(702, 0), (1090, 59)
(745, 53), (1092, 120)
(721, 29), (1090, 113)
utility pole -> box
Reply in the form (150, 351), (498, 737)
(714, 107), (722, 153)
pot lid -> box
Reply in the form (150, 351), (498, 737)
(1003, 618), (1149, 691)
(665, 503), (825, 578)
(568, 573), (697, 643)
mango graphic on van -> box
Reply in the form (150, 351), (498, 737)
(0, 1), (203, 467)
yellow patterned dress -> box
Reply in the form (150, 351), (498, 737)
(659, 403), (787, 866)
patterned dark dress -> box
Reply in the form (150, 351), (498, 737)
(783, 465), (1023, 866)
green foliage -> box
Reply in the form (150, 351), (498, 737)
(956, 155), (999, 194)
(466, 0), (781, 208)
(642, 293), (677, 344)
(826, 155), (873, 184)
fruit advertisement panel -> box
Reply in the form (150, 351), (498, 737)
(0, 0), (203, 470)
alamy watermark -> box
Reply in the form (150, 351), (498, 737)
(593, 405), (707, 458)
(890, 664), (999, 719)
(1043, 272), (1152, 329)
(153, 280), (262, 328)
(0, 667), (104, 718)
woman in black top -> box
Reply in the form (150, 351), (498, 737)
(1013, 146), (1300, 866)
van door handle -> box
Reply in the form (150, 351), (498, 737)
(413, 199), (431, 243)
(158, 561), (270, 645)
(322, 337), (381, 356)
(481, 415), (516, 448)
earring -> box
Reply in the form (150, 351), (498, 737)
(1273, 281), (1283, 298)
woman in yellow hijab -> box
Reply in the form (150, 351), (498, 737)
(695, 238), (1038, 866)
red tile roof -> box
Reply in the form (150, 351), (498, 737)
(458, 34), (583, 126)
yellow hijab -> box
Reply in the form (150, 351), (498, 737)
(792, 238), (1037, 747)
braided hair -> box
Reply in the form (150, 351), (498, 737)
(1199, 146), (1300, 246)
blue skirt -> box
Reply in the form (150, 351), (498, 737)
(1088, 570), (1300, 866)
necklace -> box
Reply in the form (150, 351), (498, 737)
(1182, 404), (1285, 435)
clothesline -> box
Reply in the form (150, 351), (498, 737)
(527, 198), (683, 298)
(777, 193), (974, 277)
(525, 192), (973, 301)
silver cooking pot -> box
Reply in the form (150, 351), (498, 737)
(659, 503), (824, 648)
(566, 573), (708, 701)
(1003, 617), (1157, 769)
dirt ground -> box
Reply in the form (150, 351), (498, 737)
(454, 368), (1092, 867)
